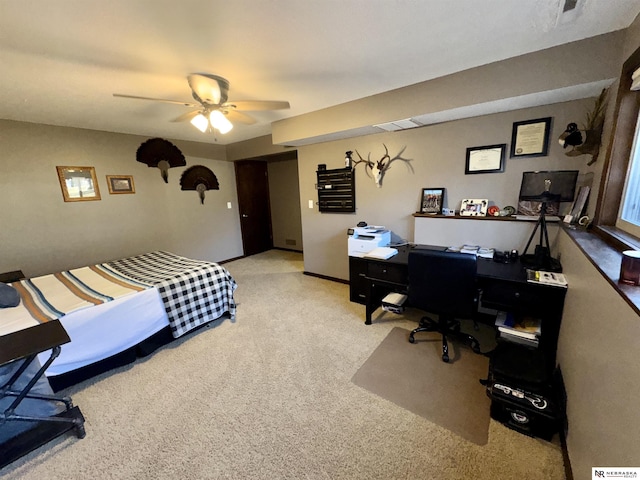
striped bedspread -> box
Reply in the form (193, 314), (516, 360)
(1, 265), (151, 336)
(2, 251), (237, 339)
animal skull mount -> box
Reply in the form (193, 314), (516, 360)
(353, 144), (413, 188)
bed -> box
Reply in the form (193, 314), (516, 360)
(0, 251), (237, 391)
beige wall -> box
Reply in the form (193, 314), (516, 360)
(556, 232), (640, 477)
(297, 98), (597, 280)
(0, 120), (243, 277)
(268, 156), (303, 251)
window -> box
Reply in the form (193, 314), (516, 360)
(618, 108), (640, 238)
(593, 45), (640, 250)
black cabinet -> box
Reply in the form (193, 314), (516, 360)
(316, 167), (355, 213)
(349, 257), (368, 304)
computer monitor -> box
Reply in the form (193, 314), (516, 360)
(518, 170), (579, 202)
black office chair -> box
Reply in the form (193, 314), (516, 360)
(407, 249), (481, 362)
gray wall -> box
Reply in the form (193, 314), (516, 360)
(556, 232), (640, 478)
(297, 98), (597, 280)
(0, 120), (243, 277)
(268, 156), (303, 251)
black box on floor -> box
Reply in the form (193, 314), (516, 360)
(485, 343), (560, 440)
(489, 394), (559, 441)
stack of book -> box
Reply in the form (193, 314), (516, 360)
(526, 269), (568, 287)
(495, 311), (541, 347)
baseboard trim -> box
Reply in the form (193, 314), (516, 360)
(273, 247), (303, 253)
(560, 430), (573, 480)
(218, 255), (245, 265)
(303, 271), (348, 284)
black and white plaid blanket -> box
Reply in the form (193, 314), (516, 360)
(105, 251), (237, 338)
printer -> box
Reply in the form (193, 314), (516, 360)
(347, 226), (391, 257)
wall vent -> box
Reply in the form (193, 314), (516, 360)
(373, 118), (423, 132)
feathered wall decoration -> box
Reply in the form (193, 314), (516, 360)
(180, 165), (219, 204)
(559, 88), (608, 166)
(136, 138), (186, 183)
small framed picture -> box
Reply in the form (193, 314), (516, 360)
(56, 166), (101, 202)
(106, 175), (135, 194)
(420, 188), (445, 214)
(465, 144), (506, 174)
(460, 198), (488, 216)
(510, 117), (552, 158)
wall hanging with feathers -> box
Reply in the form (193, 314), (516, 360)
(136, 137), (186, 183)
(559, 88), (608, 166)
(180, 165), (219, 204)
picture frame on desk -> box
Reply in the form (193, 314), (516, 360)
(420, 187), (445, 214)
(460, 198), (488, 216)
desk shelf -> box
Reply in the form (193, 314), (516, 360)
(414, 213), (539, 221)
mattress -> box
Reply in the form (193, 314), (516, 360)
(0, 251), (237, 380)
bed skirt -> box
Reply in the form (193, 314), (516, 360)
(47, 326), (174, 392)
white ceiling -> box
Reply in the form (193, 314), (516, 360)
(1, 0), (639, 146)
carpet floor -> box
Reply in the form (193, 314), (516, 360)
(0, 250), (566, 479)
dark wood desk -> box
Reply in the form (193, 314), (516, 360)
(349, 244), (566, 366)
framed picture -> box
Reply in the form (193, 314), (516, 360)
(460, 198), (488, 216)
(56, 166), (101, 202)
(465, 144), (506, 174)
(420, 188), (445, 214)
(510, 117), (552, 158)
(106, 175), (135, 194)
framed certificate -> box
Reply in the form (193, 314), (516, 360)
(465, 144), (506, 174)
(510, 117), (552, 158)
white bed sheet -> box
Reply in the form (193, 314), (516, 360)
(37, 287), (169, 377)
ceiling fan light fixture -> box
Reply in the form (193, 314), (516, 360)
(191, 113), (209, 132)
(209, 110), (233, 134)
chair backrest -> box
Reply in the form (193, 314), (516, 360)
(408, 249), (477, 318)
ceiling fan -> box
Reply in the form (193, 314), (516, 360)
(113, 73), (290, 134)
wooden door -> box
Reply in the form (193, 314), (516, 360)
(235, 160), (273, 256)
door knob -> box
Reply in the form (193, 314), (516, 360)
(242, 214), (248, 218)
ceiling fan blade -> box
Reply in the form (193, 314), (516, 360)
(113, 93), (197, 107)
(188, 73), (229, 105)
(224, 110), (257, 125)
(225, 100), (290, 111)
(171, 110), (201, 123)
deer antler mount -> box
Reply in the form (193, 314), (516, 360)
(352, 144), (413, 188)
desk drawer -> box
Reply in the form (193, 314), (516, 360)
(367, 262), (407, 284)
(481, 281), (565, 316)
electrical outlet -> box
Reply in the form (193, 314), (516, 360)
(308, 200), (314, 209)
(227, 202), (232, 209)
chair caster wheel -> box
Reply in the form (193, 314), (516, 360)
(442, 354), (449, 363)
(408, 335), (415, 344)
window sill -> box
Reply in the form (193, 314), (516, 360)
(564, 226), (640, 315)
